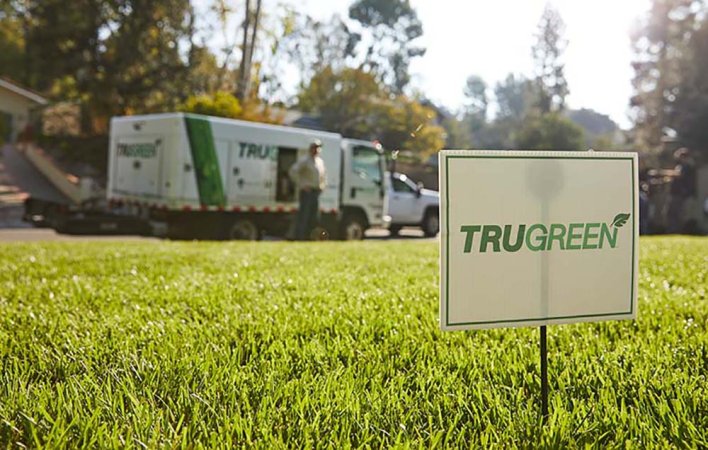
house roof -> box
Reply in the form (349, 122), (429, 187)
(0, 78), (47, 105)
(288, 114), (327, 131)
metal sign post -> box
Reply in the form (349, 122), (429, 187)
(540, 325), (548, 423)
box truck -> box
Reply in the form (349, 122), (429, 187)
(107, 113), (389, 240)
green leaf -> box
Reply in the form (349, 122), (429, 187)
(611, 213), (630, 228)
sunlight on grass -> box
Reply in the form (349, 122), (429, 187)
(0, 238), (706, 447)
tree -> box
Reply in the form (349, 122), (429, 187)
(0, 3), (25, 83)
(282, 14), (360, 85)
(179, 91), (242, 118)
(456, 73), (538, 150)
(297, 66), (444, 156)
(515, 113), (584, 150)
(531, 4), (569, 114)
(98, 0), (197, 117)
(566, 108), (621, 148)
(463, 75), (488, 118)
(5, 0), (200, 132)
(495, 73), (536, 122)
(235, 0), (263, 102)
(376, 96), (445, 157)
(20, 0), (111, 94)
(297, 66), (385, 138)
(669, 10), (708, 162)
(630, 0), (701, 154)
(440, 113), (471, 149)
(348, 0), (425, 94)
(254, 5), (299, 104)
(460, 75), (489, 148)
(187, 45), (225, 96)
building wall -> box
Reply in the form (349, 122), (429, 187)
(0, 89), (35, 142)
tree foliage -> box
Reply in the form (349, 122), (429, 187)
(567, 108), (622, 149)
(283, 14), (360, 84)
(297, 66), (384, 138)
(179, 91), (243, 118)
(0, 3), (25, 83)
(532, 4), (569, 114)
(672, 15), (708, 161)
(297, 66), (444, 157)
(515, 113), (585, 151)
(377, 96), (445, 157)
(100, 0), (197, 117)
(495, 74), (536, 122)
(463, 75), (488, 117)
(348, 0), (425, 94)
(443, 6), (583, 152)
(630, 0), (703, 154)
(0, 0), (200, 134)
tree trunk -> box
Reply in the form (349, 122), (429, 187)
(245, 0), (262, 99)
(235, 0), (262, 103)
(236, 0), (252, 101)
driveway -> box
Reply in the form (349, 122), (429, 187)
(0, 144), (69, 228)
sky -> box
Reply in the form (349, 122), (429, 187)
(198, 0), (651, 129)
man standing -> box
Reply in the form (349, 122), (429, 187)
(289, 139), (327, 240)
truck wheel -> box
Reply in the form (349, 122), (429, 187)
(229, 219), (260, 240)
(389, 225), (402, 236)
(422, 210), (439, 237)
(310, 226), (331, 241)
(341, 215), (365, 240)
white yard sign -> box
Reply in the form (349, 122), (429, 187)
(440, 150), (638, 331)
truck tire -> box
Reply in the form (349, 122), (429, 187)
(310, 226), (331, 241)
(422, 210), (439, 237)
(228, 218), (260, 240)
(340, 214), (365, 240)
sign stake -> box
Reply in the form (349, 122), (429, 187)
(540, 325), (549, 423)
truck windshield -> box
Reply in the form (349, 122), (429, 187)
(352, 146), (382, 184)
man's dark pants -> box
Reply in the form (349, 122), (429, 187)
(295, 189), (320, 240)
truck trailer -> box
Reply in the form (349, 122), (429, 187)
(107, 113), (389, 240)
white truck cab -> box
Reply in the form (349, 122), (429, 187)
(386, 171), (439, 236)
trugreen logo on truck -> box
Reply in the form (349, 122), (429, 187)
(460, 213), (630, 253)
(117, 142), (158, 158)
(238, 142), (278, 160)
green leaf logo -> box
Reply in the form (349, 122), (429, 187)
(611, 213), (630, 228)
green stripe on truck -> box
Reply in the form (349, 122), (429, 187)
(184, 116), (226, 206)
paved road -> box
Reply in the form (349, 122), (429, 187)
(0, 144), (69, 228)
(0, 227), (435, 242)
(0, 228), (158, 242)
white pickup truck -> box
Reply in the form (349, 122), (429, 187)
(386, 172), (439, 236)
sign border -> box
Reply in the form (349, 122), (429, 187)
(441, 151), (637, 329)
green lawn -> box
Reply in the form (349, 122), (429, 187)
(1, 237), (706, 448)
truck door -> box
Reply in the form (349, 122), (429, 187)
(389, 174), (418, 223)
(113, 136), (163, 197)
(227, 142), (277, 205)
(345, 144), (385, 226)
(276, 147), (297, 203)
